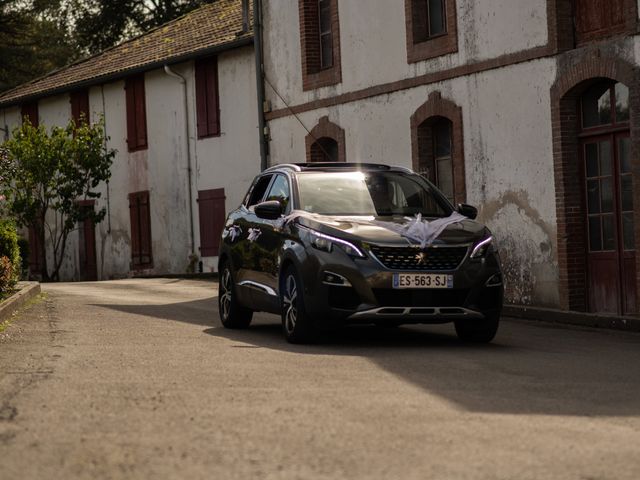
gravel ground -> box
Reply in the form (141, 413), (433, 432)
(0, 278), (639, 479)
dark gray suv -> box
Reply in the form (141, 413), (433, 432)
(218, 163), (503, 343)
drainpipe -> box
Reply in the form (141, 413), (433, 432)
(253, 0), (268, 171)
(164, 64), (196, 257)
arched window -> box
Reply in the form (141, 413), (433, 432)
(578, 80), (634, 314)
(416, 117), (454, 202)
(309, 137), (339, 163)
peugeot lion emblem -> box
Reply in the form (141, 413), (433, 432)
(415, 251), (428, 266)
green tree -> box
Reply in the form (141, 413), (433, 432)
(72, 0), (215, 54)
(0, 118), (116, 281)
(0, 0), (80, 93)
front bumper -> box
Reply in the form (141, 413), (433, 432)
(299, 245), (503, 326)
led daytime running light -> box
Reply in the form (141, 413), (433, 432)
(302, 227), (365, 258)
(470, 236), (493, 259)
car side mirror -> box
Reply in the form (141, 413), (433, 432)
(457, 203), (478, 220)
(255, 200), (283, 220)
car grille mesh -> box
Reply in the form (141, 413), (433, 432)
(369, 245), (468, 271)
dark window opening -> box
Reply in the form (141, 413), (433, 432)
(195, 57), (221, 138)
(310, 137), (339, 162)
(581, 81), (629, 130)
(318, 0), (333, 69)
(21, 102), (38, 127)
(417, 117), (454, 202)
(412, 0), (447, 43)
(265, 174), (291, 213)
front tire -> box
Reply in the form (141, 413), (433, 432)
(218, 264), (253, 329)
(281, 266), (318, 344)
(454, 311), (500, 343)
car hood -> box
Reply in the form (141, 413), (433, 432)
(294, 213), (489, 246)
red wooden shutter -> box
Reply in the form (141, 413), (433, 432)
(135, 77), (148, 148)
(125, 78), (137, 150)
(70, 90), (90, 125)
(195, 60), (208, 138)
(195, 57), (220, 138)
(206, 59), (220, 136)
(128, 191), (152, 268)
(125, 75), (147, 151)
(198, 188), (226, 257)
(21, 102), (39, 127)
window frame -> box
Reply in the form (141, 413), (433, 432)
(299, 0), (342, 91)
(70, 89), (90, 126)
(405, 0), (458, 63)
(21, 102), (39, 127)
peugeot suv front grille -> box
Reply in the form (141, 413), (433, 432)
(369, 245), (469, 271)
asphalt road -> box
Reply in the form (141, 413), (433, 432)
(1, 278), (639, 479)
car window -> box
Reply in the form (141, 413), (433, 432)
(264, 174), (291, 214)
(296, 171), (450, 217)
(246, 174), (273, 207)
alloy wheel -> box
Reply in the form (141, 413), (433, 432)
(283, 274), (298, 334)
(220, 268), (232, 320)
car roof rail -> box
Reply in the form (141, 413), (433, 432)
(264, 163), (303, 173)
(294, 162), (395, 171)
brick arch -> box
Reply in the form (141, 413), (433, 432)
(305, 116), (346, 162)
(551, 54), (640, 312)
(410, 91), (466, 204)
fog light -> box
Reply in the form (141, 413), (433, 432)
(323, 271), (351, 287)
(485, 273), (502, 287)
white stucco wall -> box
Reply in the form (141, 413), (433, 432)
(0, 46), (259, 281)
(262, 0), (549, 109)
(266, 57), (560, 307)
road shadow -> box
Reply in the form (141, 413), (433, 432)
(94, 295), (640, 417)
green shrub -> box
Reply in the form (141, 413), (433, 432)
(17, 236), (29, 275)
(0, 219), (20, 285)
(0, 256), (14, 294)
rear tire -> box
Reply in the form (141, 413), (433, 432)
(218, 263), (253, 329)
(280, 266), (318, 344)
(454, 311), (500, 343)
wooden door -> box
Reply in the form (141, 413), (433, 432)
(583, 134), (635, 314)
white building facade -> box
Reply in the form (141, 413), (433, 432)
(260, 0), (640, 316)
(0, 1), (260, 281)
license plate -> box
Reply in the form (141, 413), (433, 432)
(393, 273), (453, 289)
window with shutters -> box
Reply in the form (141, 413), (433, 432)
(195, 57), (221, 139)
(21, 102), (38, 127)
(125, 75), (148, 152)
(128, 191), (153, 268)
(574, 0), (627, 44)
(198, 188), (226, 257)
(70, 89), (90, 126)
(405, 0), (458, 63)
(298, 0), (342, 91)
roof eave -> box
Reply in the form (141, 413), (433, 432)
(0, 35), (254, 109)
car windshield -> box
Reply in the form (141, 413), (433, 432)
(296, 171), (452, 217)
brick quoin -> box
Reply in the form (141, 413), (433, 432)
(551, 53), (640, 313)
(410, 91), (466, 205)
(305, 116), (346, 163)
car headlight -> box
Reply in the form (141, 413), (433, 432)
(302, 227), (365, 258)
(470, 236), (493, 259)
